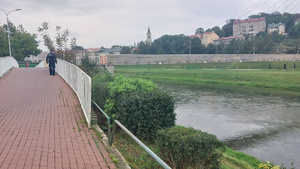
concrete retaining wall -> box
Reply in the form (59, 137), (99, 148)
(107, 54), (300, 66)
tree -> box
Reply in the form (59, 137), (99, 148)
(205, 43), (216, 54)
(0, 23), (41, 61)
(0, 26), (9, 56)
(148, 34), (192, 54)
(37, 22), (54, 50)
(211, 26), (225, 38)
(205, 28), (212, 32)
(120, 46), (131, 54)
(191, 37), (205, 54)
(195, 28), (204, 34)
(288, 23), (300, 38)
(73, 45), (84, 50)
(38, 22), (76, 63)
(282, 13), (295, 34)
(138, 41), (151, 54)
(222, 19), (235, 37)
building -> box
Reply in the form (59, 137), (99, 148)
(233, 17), (266, 37)
(97, 47), (121, 55)
(191, 31), (219, 47)
(213, 36), (245, 45)
(202, 31), (219, 47)
(75, 50), (86, 65)
(267, 23), (286, 35)
(87, 55), (107, 65)
(31, 52), (48, 62)
(25, 55), (42, 62)
(146, 27), (152, 45)
(295, 18), (300, 25)
(191, 31), (220, 47)
(86, 48), (100, 56)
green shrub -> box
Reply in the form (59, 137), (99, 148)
(105, 76), (176, 139)
(156, 126), (225, 169)
(258, 161), (295, 169)
(108, 75), (157, 96)
(92, 72), (114, 109)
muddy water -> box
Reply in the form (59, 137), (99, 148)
(158, 83), (300, 168)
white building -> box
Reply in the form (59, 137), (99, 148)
(267, 23), (286, 35)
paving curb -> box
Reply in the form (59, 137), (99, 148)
(93, 124), (131, 169)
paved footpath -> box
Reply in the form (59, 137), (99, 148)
(0, 68), (116, 169)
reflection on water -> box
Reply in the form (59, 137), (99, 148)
(158, 83), (300, 168)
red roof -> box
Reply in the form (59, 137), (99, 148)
(86, 48), (100, 50)
(234, 17), (265, 24)
(190, 33), (203, 38)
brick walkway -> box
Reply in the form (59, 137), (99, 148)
(0, 68), (116, 169)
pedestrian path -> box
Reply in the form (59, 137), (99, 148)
(0, 68), (116, 169)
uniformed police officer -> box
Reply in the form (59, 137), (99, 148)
(46, 49), (57, 76)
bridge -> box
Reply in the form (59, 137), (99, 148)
(0, 57), (115, 169)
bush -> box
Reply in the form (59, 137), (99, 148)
(105, 76), (176, 139)
(156, 126), (225, 169)
(92, 72), (114, 109)
(258, 161), (295, 169)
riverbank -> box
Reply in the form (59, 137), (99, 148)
(115, 62), (300, 98)
(114, 62), (300, 168)
(112, 129), (262, 169)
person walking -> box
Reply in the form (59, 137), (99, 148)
(46, 49), (57, 76)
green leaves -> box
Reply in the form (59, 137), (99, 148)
(108, 76), (157, 96)
(0, 24), (41, 60)
(107, 88), (175, 140)
(157, 126), (225, 169)
(93, 74), (175, 140)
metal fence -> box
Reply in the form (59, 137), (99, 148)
(0, 56), (19, 77)
(35, 60), (47, 68)
(92, 101), (171, 169)
(56, 59), (92, 128)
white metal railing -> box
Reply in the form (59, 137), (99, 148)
(55, 59), (92, 128)
(0, 56), (19, 77)
(35, 60), (47, 68)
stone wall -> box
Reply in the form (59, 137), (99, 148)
(107, 54), (300, 66)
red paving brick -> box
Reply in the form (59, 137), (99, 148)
(0, 68), (116, 169)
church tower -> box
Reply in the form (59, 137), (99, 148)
(146, 27), (152, 45)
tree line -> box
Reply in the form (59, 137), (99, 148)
(37, 22), (77, 63)
(0, 21), (78, 62)
(124, 12), (300, 55)
(0, 23), (40, 61)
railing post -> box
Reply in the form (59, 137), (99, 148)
(115, 120), (172, 169)
(92, 101), (113, 145)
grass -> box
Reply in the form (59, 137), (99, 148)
(115, 61), (300, 97)
(95, 61), (300, 168)
(222, 146), (262, 169)
(110, 129), (262, 169)
(110, 61), (300, 168)
(112, 130), (162, 169)
(19, 62), (39, 67)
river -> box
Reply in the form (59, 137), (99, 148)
(158, 83), (300, 168)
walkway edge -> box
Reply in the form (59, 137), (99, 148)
(93, 124), (131, 169)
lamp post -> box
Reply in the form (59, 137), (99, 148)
(0, 8), (21, 57)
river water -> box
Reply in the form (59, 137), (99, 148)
(158, 83), (300, 168)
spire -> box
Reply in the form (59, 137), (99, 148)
(146, 27), (152, 45)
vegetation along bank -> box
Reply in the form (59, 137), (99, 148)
(114, 61), (300, 97)
(86, 61), (298, 168)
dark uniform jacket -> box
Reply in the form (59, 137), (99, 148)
(46, 53), (57, 65)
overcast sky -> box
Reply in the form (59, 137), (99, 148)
(1, 0), (299, 51)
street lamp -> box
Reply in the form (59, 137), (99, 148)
(0, 8), (21, 57)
